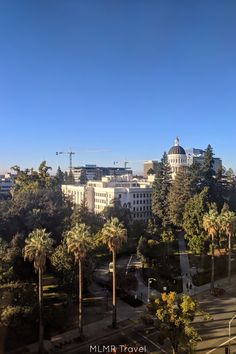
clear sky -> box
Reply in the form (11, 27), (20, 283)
(0, 0), (236, 174)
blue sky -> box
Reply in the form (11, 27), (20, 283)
(0, 0), (236, 174)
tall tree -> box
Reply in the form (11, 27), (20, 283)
(99, 217), (127, 328)
(203, 206), (219, 291)
(23, 229), (53, 354)
(66, 223), (92, 338)
(219, 204), (236, 284)
(168, 167), (192, 227)
(152, 152), (172, 227)
(55, 166), (65, 186)
(79, 169), (88, 185)
(147, 292), (209, 354)
(183, 188), (209, 254)
(202, 145), (216, 202)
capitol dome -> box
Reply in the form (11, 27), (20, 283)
(167, 137), (187, 178)
(168, 138), (186, 155)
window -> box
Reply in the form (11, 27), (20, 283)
(133, 207), (135, 211)
(133, 194), (136, 198)
(119, 194), (122, 198)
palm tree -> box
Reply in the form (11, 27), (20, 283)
(219, 204), (236, 284)
(66, 223), (92, 339)
(203, 206), (219, 292)
(100, 217), (127, 328)
(23, 228), (53, 354)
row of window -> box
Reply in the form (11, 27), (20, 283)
(95, 192), (111, 198)
(169, 158), (186, 164)
(133, 199), (151, 205)
(95, 199), (107, 204)
(133, 206), (151, 211)
(133, 193), (151, 198)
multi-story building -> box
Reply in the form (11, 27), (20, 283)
(167, 137), (188, 178)
(167, 138), (223, 178)
(185, 148), (222, 173)
(143, 160), (160, 178)
(0, 174), (14, 197)
(71, 165), (132, 183)
(62, 175), (152, 222)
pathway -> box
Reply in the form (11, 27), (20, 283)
(178, 232), (195, 296)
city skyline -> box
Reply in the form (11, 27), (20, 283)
(0, 1), (236, 173)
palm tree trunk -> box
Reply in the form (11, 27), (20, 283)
(78, 259), (83, 338)
(211, 236), (215, 292)
(112, 250), (117, 328)
(228, 233), (232, 284)
(38, 268), (44, 354)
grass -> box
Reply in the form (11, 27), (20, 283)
(189, 252), (236, 286)
(142, 254), (183, 293)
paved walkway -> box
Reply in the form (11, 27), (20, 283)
(177, 232), (195, 295)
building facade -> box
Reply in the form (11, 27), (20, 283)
(62, 175), (152, 222)
(185, 148), (222, 173)
(167, 137), (188, 178)
(143, 160), (160, 178)
(0, 174), (14, 197)
(71, 165), (132, 183)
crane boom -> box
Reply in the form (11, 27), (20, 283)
(56, 151), (75, 172)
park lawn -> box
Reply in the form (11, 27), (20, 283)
(189, 252), (236, 286)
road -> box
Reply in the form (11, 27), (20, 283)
(62, 323), (169, 354)
(195, 293), (236, 353)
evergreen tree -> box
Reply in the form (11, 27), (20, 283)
(79, 169), (88, 185)
(202, 144), (216, 201)
(55, 166), (64, 185)
(168, 166), (192, 227)
(188, 161), (203, 194)
(152, 152), (172, 227)
(183, 188), (209, 254)
(68, 170), (75, 185)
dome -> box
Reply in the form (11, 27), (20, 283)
(168, 137), (186, 155)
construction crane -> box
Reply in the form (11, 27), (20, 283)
(56, 150), (75, 172)
(114, 160), (146, 169)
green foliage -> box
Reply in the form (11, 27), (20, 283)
(183, 188), (209, 253)
(23, 229), (54, 272)
(0, 305), (32, 326)
(152, 152), (172, 227)
(65, 224), (93, 261)
(147, 292), (209, 353)
(102, 199), (131, 228)
(51, 241), (75, 286)
(99, 217), (127, 253)
(79, 169), (88, 185)
(71, 200), (103, 233)
(0, 188), (72, 241)
(11, 161), (60, 195)
(55, 166), (65, 185)
(137, 235), (159, 265)
(168, 167), (192, 227)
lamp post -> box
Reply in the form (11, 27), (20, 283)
(228, 314), (236, 353)
(147, 278), (156, 303)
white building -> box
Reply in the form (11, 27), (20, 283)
(167, 137), (187, 178)
(62, 175), (152, 222)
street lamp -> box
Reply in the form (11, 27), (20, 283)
(147, 278), (156, 303)
(228, 314), (236, 353)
